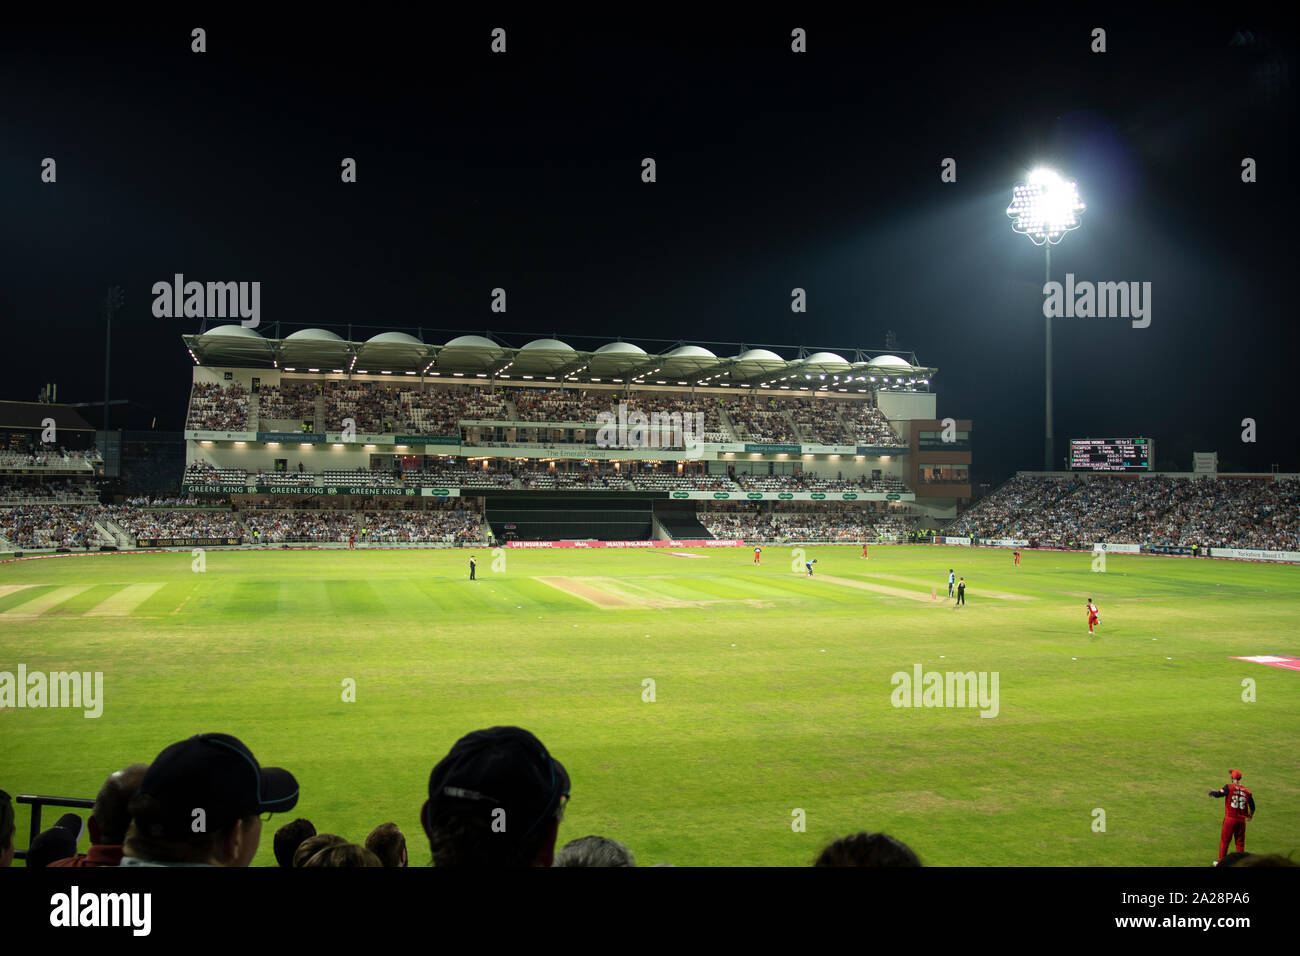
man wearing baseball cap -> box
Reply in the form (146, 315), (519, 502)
(26, 813), (85, 868)
(422, 726), (569, 867)
(1209, 769), (1255, 866)
(121, 733), (299, 867)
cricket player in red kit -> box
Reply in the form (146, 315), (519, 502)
(862, 543), (869, 559)
(1209, 770), (1255, 863)
(1013, 550), (1020, 566)
(1086, 599), (1099, 634)
(754, 547), (761, 565)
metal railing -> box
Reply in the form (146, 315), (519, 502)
(13, 794), (94, 862)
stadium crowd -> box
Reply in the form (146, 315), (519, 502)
(124, 494), (203, 507)
(0, 479), (99, 502)
(786, 398), (846, 444)
(729, 398), (798, 443)
(319, 383), (509, 434)
(699, 503), (913, 541)
(952, 475), (1300, 550)
(240, 510), (357, 543)
(182, 378), (920, 448)
(186, 382), (249, 430)
(514, 388), (607, 424)
(0, 504), (104, 549)
(0, 445), (101, 468)
(731, 471), (907, 494)
(101, 506), (244, 542)
(1, 727), (934, 868)
(840, 400), (906, 446)
(236, 505), (482, 543)
(359, 508), (482, 543)
(257, 382), (318, 422)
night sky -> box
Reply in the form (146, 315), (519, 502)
(3, 13), (1296, 483)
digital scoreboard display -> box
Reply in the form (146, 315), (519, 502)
(1069, 438), (1152, 471)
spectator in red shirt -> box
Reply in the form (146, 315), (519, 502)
(49, 764), (148, 868)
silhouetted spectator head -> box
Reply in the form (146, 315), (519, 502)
(1218, 852), (1253, 867)
(1234, 853), (1299, 867)
(274, 818), (317, 868)
(300, 842), (383, 867)
(90, 764), (149, 847)
(27, 813), (83, 868)
(123, 733), (299, 866)
(554, 835), (636, 867)
(0, 790), (14, 867)
(814, 832), (922, 867)
(423, 726), (569, 867)
(365, 822), (407, 867)
(45, 765), (148, 868)
(293, 833), (347, 867)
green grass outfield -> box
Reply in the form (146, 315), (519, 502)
(2, 543), (1297, 866)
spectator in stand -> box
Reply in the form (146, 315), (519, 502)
(273, 818), (318, 868)
(365, 822), (408, 867)
(0, 789), (14, 867)
(121, 733), (299, 867)
(293, 833), (348, 867)
(186, 382), (249, 430)
(25, 813), (84, 869)
(814, 831), (922, 867)
(554, 835), (637, 867)
(422, 726), (570, 868)
(49, 764), (148, 868)
(299, 842), (383, 867)
(951, 475), (1299, 551)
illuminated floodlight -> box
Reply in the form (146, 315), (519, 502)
(1007, 168), (1085, 245)
(1008, 166), (1086, 471)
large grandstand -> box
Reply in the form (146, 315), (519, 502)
(0, 328), (966, 551)
(3, 328), (1299, 556)
(164, 326), (959, 547)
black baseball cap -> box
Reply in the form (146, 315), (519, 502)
(427, 727), (569, 840)
(27, 813), (83, 868)
(133, 733), (299, 841)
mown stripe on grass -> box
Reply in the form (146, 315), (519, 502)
(0, 584), (53, 613)
(225, 579), (283, 616)
(0, 585), (92, 617)
(323, 578), (385, 615)
(404, 576), (462, 614)
(85, 583), (166, 617)
(23, 583), (121, 617)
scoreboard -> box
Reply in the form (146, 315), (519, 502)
(1069, 438), (1152, 471)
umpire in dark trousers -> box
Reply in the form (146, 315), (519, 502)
(469, 555), (477, 580)
(955, 577), (966, 606)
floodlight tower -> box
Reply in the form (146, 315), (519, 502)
(103, 286), (125, 433)
(1007, 168), (1085, 471)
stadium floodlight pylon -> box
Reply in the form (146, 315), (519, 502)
(1007, 167), (1085, 472)
(1006, 168), (1085, 246)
